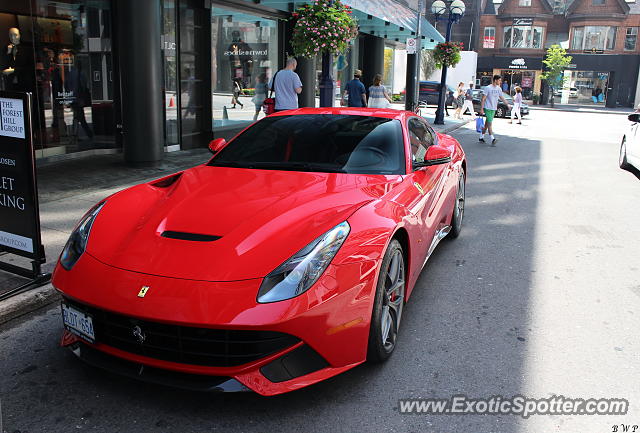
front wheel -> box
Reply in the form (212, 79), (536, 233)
(367, 239), (405, 363)
(448, 168), (465, 239)
(620, 137), (630, 169)
(496, 106), (506, 118)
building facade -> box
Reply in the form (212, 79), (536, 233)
(476, 0), (640, 107)
(0, 0), (442, 165)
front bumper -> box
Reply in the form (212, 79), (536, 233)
(53, 252), (379, 395)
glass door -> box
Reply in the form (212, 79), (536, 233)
(179, 0), (211, 148)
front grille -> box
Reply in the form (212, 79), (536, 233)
(63, 297), (299, 367)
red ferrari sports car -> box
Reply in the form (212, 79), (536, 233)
(54, 108), (466, 396)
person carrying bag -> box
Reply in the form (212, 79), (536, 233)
(262, 70), (279, 115)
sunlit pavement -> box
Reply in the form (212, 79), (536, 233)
(0, 109), (638, 433)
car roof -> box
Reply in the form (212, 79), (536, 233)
(268, 107), (413, 121)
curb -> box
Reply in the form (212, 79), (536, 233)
(439, 119), (472, 135)
(0, 284), (60, 325)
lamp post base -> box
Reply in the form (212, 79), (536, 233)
(433, 109), (445, 125)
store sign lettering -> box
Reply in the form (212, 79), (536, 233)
(0, 98), (25, 139)
(509, 58), (527, 69)
(513, 18), (533, 25)
(223, 49), (268, 56)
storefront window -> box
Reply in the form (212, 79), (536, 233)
(503, 26), (544, 49)
(2, 1), (116, 158)
(163, 0), (179, 148)
(564, 70), (608, 104)
(625, 27), (638, 51)
(211, 7), (278, 127)
(571, 26), (617, 51)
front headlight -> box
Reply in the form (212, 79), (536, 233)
(257, 221), (350, 303)
(59, 202), (105, 270)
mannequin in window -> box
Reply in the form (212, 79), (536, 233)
(2, 27), (35, 92)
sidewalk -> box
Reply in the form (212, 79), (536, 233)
(0, 110), (470, 324)
(530, 103), (634, 115)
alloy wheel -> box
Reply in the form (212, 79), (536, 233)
(380, 249), (405, 351)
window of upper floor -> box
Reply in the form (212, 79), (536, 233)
(503, 26), (544, 49)
(625, 27), (638, 51)
(483, 27), (496, 48)
(571, 26), (617, 51)
(519, 0), (532, 6)
(592, 0), (605, 5)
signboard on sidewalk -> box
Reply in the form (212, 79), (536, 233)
(0, 91), (46, 271)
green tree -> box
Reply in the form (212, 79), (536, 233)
(420, 49), (436, 80)
(540, 45), (572, 107)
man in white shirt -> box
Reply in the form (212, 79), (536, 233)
(480, 75), (511, 146)
(268, 57), (303, 111)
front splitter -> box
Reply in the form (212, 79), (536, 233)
(69, 342), (250, 393)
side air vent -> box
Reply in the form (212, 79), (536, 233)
(161, 231), (221, 242)
(151, 172), (183, 188)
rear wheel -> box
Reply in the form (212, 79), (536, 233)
(367, 239), (405, 363)
(620, 137), (630, 169)
(448, 168), (465, 239)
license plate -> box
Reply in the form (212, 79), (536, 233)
(61, 303), (95, 343)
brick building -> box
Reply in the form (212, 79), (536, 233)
(476, 0), (640, 107)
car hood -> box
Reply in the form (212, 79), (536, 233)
(86, 164), (402, 281)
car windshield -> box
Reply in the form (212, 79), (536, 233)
(209, 114), (405, 175)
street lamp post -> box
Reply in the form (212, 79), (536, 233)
(432, 0), (465, 125)
(319, 0), (335, 107)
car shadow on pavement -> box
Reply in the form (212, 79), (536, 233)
(0, 132), (544, 433)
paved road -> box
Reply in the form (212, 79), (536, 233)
(1, 109), (639, 433)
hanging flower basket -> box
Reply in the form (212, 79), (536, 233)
(290, 0), (359, 58)
(432, 41), (464, 68)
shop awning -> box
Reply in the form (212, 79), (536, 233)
(244, 0), (444, 49)
(342, 0), (444, 44)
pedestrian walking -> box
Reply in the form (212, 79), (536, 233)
(445, 88), (453, 117)
(252, 73), (268, 121)
(367, 74), (393, 108)
(479, 74), (511, 146)
(230, 77), (244, 109)
(510, 86), (523, 125)
(460, 81), (476, 119)
(268, 57), (303, 112)
(342, 69), (367, 107)
(453, 82), (465, 119)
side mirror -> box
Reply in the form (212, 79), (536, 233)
(629, 113), (640, 123)
(425, 145), (451, 165)
(413, 146), (451, 169)
(208, 138), (226, 154)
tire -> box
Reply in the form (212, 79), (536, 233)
(448, 167), (465, 239)
(367, 239), (405, 363)
(496, 106), (506, 118)
(620, 137), (631, 169)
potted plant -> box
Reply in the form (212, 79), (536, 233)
(290, 0), (358, 58)
(432, 41), (464, 69)
(532, 93), (540, 105)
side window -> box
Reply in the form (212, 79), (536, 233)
(408, 117), (434, 164)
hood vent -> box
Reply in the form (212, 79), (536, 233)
(152, 172), (183, 188)
(161, 231), (221, 242)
